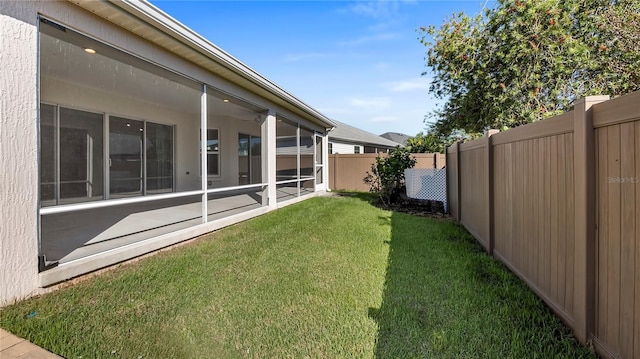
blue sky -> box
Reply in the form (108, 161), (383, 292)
(150, 0), (492, 137)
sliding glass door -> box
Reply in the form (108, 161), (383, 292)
(108, 116), (175, 197)
(40, 105), (104, 206)
(238, 133), (261, 185)
(40, 107), (175, 204)
(109, 117), (143, 198)
(146, 122), (174, 194)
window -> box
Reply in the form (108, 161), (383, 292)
(354, 145), (361, 154)
(328, 142), (333, 154)
(207, 129), (220, 176)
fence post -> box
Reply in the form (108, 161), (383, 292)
(333, 154), (338, 191)
(445, 146), (450, 214)
(485, 130), (499, 255)
(456, 141), (462, 222)
(573, 95), (609, 344)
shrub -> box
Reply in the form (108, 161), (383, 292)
(363, 148), (416, 206)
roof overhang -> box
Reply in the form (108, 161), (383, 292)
(70, 0), (337, 130)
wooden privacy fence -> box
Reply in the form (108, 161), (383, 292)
(329, 153), (445, 192)
(446, 92), (640, 359)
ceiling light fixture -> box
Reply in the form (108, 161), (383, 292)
(84, 48), (96, 54)
(223, 99), (230, 103)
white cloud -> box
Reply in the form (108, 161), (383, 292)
(338, 32), (398, 46)
(370, 116), (397, 123)
(339, 0), (417, 19)
(316, 106), (354, 115)
(348, 97), (391, 110)
(341, 0), (407, 19)
(381, 77), (428, 92)
(372, 62), (392, 72)
(283, 52), (333, 62)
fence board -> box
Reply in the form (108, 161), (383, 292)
(436, 153), (447, 169)
(557, 135), (567, 307)
(606, 125), (621, 351)
(460, 142), (489, 249)
(532, 139), (540, 286)
(518, 141), (525, 273)
(544, 136), (552, 298)
(526, 140), (534, 281)
(537, 139), (545, 289)
(565, 134), (575, 317)
(597, 127), (609, 344)
(329, 153), (442, 192)
(447, 145), (459, 219)
(619, 121), (635, 359)
(635, 121), (640, 359)
(550, 136), (559, 303)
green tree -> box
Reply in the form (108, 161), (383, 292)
(420, 0), (640, 138)
(405, 131), (445, 153)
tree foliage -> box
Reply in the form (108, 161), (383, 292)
(363, 148), (416, 206)
(420, 0), (640, 137)
(405, 132), (445, 153)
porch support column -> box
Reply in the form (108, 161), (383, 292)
(200, 85), (208, 223)
(322, 134), (329, 191)
(265, 110), (277, 208)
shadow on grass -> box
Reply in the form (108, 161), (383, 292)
(368, 211), (595, 359)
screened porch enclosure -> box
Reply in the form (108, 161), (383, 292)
(37, 18), (325, 269)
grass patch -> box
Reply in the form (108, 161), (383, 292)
(0, 195), (594, 358)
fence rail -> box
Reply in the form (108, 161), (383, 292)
(446, 91), (640, 359)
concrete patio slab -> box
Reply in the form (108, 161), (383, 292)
(0, 329), (62, 359)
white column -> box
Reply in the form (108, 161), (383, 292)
(265, 111), (277, 208)
(322, 134), (329, 191)
(200, 85), (208, 223)
(296, 124), (301, 197)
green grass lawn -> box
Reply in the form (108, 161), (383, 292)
(0, 194), (594, 358)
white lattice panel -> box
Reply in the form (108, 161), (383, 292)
(404, 168), (447, 211)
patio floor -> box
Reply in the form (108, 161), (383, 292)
(0, 329), (62, 359)
(40, 186), (302, 265)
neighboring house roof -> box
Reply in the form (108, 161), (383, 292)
(328, 120), (401, 148)
(71, 0), (336, 130)
(380, 132), (411, 145)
